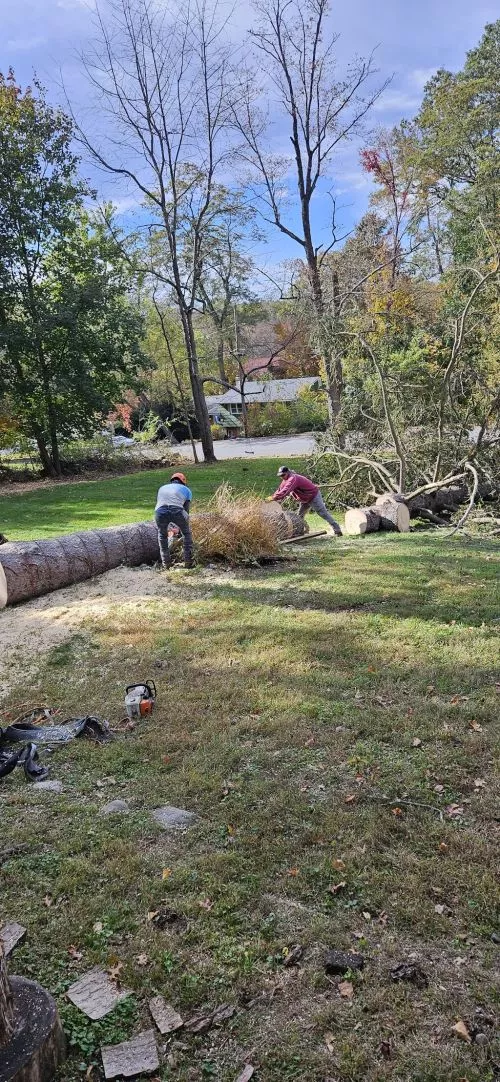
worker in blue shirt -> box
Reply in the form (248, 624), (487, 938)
(154, 472), (194, 569)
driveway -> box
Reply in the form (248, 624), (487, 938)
(176, 433), (318, 461)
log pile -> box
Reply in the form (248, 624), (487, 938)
(0, 504), (306, 608)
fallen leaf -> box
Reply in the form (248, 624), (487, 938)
(446, 804), (464, 818)
(434, 904), (446, 915)
(392, 807), (403, 817)
(93, 920), (103, 933)
(452, 1020), (472, 1043)
(354, 689), (363, 700)
(324, 1031), (336, 1053)
(68, 945), (83, 961)
(304, 736), (315, 747)
(379, 1040), (392, 1060)
(426, 685), (435, 693)
(287, 867), (300, 877)
(162, 868), (172, 880)
(198, 897), (213, 910)
(412, 737), (422, 747)
(43, 895), (53, 907)
(282, 944), (304, 967)
(108, 961), (124, 980)
(352, 930), (364, 940)
(362, 911), (372, 921)
(339, 980), (354, 998)
(136, 953), (149, 966)
(235, 1066), (255, 1082)
(439, 842), (449, 853)
(434, 784), (444, 793)
(344, 794), (356, 804)
(474, 778), (486, 789)
(327, 881), (347, 895)
(469, 720), (482, 732)
(378, 910), (388, 925)
(331, 859), (346, 872)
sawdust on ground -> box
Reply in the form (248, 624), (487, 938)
(0, 565), (228, 701)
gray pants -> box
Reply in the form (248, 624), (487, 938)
(298, 492), (342, 533)
(155, 506), (193, 567)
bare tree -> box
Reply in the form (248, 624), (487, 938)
(74, 0), (237, 463)
(231, 0), (388, 426)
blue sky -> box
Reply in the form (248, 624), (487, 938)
(1, 0), (496, 278)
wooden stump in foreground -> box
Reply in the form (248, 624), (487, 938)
(1, 946), (66, 1082)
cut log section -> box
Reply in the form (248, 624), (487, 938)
(1, 946), (66, 1082)
(0, 505), (307, 608)
(343, 507), (381, 535)
(374, 496), (410, 532)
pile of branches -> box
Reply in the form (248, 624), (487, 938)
(189, 486), (288, 563)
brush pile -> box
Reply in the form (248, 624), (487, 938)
(190, 485), (305, 563)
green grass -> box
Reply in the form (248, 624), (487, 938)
(1, 458), (304, 540)
(1, 529), (499, 1082)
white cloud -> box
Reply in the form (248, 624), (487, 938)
(7, 35), (47, 51)
(410, 67), (436, 89)
(373, 90), (421, 114)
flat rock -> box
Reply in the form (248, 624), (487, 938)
(101, 1030), (159, 1079)
(67, 966), (132, 1020)
(149, 995), (183, 1035)
(31, 780), (63, 793)
(152, 805), (197, 830)
(0, 921), (27, 956)
(324, 950), (365, 975)
(101, 799), (130, 815)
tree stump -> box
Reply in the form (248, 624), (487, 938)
(0, 947), (66, 1082)
(343, 507), (381, 535)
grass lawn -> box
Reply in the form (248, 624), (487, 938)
(0, 458), (304, 540)
(1, 526), (498, 1081)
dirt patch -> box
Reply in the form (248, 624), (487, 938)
(0, 565), (231, 701)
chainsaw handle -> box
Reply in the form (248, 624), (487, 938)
(125, 681), (157, 698)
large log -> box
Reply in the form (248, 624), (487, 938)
(374, 496), (411, 532)
(1, 948), (15, 1046)
(343, 507), (381, 535)
(0, 506), (306, 608)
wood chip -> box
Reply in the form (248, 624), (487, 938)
(452, 1019), (472, 1043)
(0, 921), (27, 957)
(101, 1030), (159, 1079)
(235, 1067), (255, 1082)
(67, 966), (131, 1020)
(149, 996), (183, 1035)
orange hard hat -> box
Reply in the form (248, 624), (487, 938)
(170, 472), (187, 485)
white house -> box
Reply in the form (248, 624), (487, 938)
(205, 377), (321, 417)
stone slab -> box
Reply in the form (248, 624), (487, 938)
(31, 780), (63, 793)
(152, 805), (197, 830)
(101, 799), (130, 815)
(66, 966), (132, 1020)
(0, 920), (27, 957)
(101, 1030), (159, 1079)
(149, 995), (183, 1035)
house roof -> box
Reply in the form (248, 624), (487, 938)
(206, 377), (320, 408)
(207, 403), (242, 428)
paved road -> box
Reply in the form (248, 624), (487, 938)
(176, 433), (318, 461)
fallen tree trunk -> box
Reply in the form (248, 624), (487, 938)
(0, 506), (306, 608)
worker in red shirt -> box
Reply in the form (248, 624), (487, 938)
(268, 465), (342, 535)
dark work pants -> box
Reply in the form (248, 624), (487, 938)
(155, 506), (193, 567)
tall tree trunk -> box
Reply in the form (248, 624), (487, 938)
(308, 256), (343, 428)
(217, 337), (227, 382)
(33, 432), (58, 479)
(182, 310), (216, 463)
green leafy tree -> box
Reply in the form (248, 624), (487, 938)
(0, 73), (145, 476)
